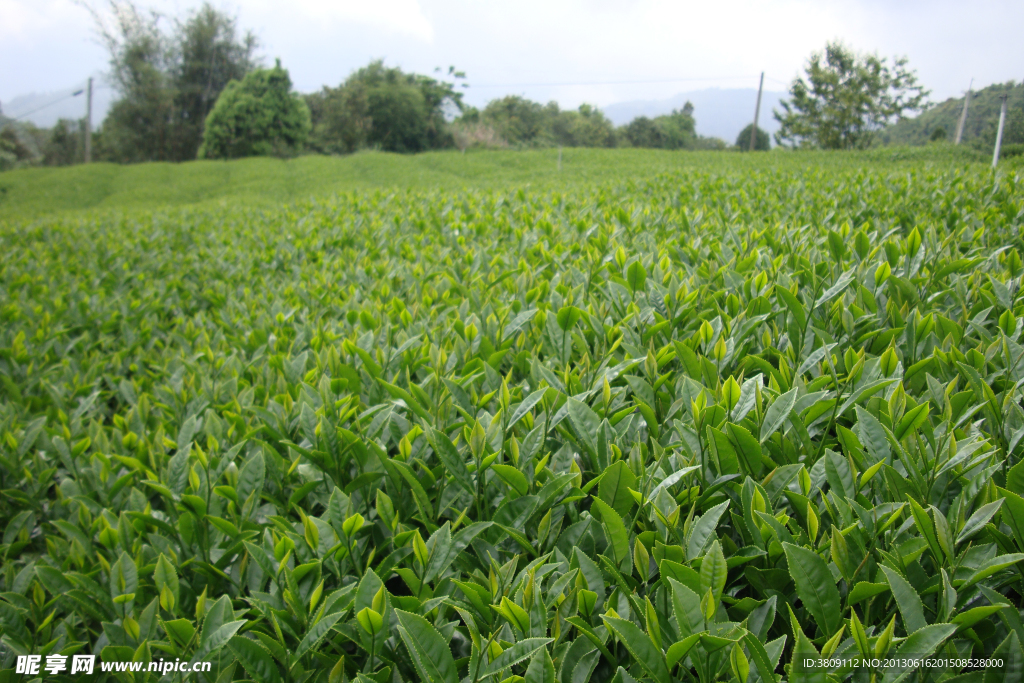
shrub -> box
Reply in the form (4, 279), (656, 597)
(735, 123), (770, 150)
(199, 59), (310, 159)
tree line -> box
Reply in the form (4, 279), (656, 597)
(4, 1), (1019, 171)
(0, 2), (765, 170)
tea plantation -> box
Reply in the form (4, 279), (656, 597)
(2, 151), (1024, 683)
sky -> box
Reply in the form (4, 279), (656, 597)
(2, 0), (1022, 121)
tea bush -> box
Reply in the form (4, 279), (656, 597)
(2, 162), (1024, 683)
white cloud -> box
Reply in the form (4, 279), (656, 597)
(248, 0), (434, 42)
(0, 0), (81, 41)
(2, 0), (1021, 115)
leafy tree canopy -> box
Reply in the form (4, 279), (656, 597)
(306, 61), (465, 154)
(480, 96), (551, 146)
(472, 98), (705, 150)
(653, 105), (697, 150)
(617, 104), (728, 151)
(198, 59), (310, 159)
(43, 120), (85, 166)
(90, 1), (258, 162)
(558, 103), (616, 148)
(774, 41), (929, 149)
(171, 4), (259, 158)
(623, 116), (664, 149)
(736, 124), (770, 151)
(0, 128), (34, 171)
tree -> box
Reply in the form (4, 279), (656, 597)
(617, 104), (707, 150)
(93, 1), (174, 162)
(560, 104), (615, 147)
(623, 116), (664, 148)
(0, 115), (47, 169)
(735, 124), (770, 151)
(365, 79), (431, 153)
(979, 102), (1024, 148)
(307, 61), (464, 154)
(198, 59), (310, 159)
(0, 127), (36, 171)
(0, 135), (15, 171)
(481, 95), (548, 146)
(168, 4), (258, 159)
(774, 41), (929, 149)
(655, 105), (696, 150)
(306, 82), (370, 155)
(44, 120), (84, 166)
(88, 1), (258, 162)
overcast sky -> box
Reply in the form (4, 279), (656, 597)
(2, 0), (1022, 114)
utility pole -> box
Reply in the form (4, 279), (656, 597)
(993, 94), (1008, 169)
(749, 71), (764, 151)
(558, 147), (562, 172)
(954, 78), (972, 145)
(84, 77), (93, 163)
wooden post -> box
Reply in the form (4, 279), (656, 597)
(954, 78), (972, 145)
(749, 72), (764, 151)
(84, 77), (93, 163)
(993, 94), (1008, 169)
(558, 147), (562, 171)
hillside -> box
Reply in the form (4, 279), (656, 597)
(879, 81), (1023, 147)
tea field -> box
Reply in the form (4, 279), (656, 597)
(0, 145), (994, 218)
(3, 152), (1024, 683)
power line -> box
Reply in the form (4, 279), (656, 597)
(8, 91), (82, 121)
(7, 87), (87, 121)
(5, 82), (110, 122)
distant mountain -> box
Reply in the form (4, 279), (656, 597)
(601, 88), (786, 145)
(0, 83), (113, 129)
